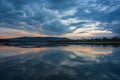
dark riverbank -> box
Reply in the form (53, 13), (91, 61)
(0, 36), (120, 48)
(0, 41), (120, 48)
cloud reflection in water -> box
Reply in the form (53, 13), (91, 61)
(0, 45), (120, 80)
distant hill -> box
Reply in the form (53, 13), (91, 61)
(0, 37), (70, 42)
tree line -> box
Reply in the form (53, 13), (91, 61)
(76, 36), (120, 42)
(48, 36), (120, 42)
(0, 36), (120, 43)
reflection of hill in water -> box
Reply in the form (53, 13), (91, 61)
(0, 42), (120, 48)
(0, 44), (119, 58)
(0, 45), (120, 80)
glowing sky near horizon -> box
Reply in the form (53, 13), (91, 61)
(0, 0), (120, 39)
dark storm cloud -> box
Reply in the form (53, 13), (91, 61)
(45, 0), (78, 12)
(0, 0), (70, 35)
(40, 20), (70, 35)
(0, 0), (120, 36)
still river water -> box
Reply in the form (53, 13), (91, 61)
(0, 44), (120, 80)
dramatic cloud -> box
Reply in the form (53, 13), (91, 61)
(0, 0), (120, 38)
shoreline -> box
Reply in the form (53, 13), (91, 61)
(0, 42), (120, 48)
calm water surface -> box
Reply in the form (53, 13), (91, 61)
(0, 45), (120, 80)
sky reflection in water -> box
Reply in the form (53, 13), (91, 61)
(0, 45), (120, 80)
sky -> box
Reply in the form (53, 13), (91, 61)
(0, 0), (120, 39)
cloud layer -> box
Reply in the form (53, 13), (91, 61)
(0, 0), (120, 38)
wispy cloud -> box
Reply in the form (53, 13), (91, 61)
(0, 0), (120, 38)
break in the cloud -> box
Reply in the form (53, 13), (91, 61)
(0, 0), (120, 38)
